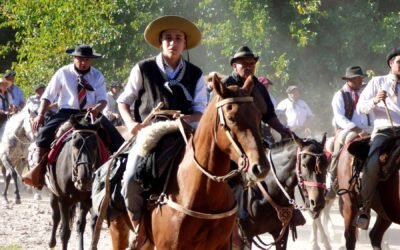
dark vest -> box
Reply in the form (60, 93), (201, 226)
(336, 90), (370, 130)
(222, 74), (277, 122)
(133, 57), (202, 122)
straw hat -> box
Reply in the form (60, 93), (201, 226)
(144, 15), (201, 49)
(0, 78), (11, 88)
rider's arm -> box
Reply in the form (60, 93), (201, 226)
(118, 102), (143, 135)
(33, 99), (51, 132)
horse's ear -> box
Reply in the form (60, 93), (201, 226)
(292, 132), (304, 147)
(212, 74), (229, 98)
(69, 115), (79, 128)
(320, 132), (327, 147)
(242, 75), (254, 93)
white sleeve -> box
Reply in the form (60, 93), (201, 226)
(117, 64), (143, 105)
(332, 91), (356, 130)
(191, 76), (207, 113)
(357, 78), (378, 115)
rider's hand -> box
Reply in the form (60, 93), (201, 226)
(373, 90), (387, 104)
(32, 114), (45, 132)
(128, 121), (144, 136)
(88, 106), (101, 117)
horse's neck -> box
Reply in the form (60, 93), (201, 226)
(177, 132), (232, 208)
(265, 143), (298, 202)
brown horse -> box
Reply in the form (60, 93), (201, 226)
(108, 75), (270, 249)
(337, 135), (400, 250)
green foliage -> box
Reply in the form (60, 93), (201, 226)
(1, 0), (400, 132)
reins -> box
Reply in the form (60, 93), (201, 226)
(155, 95), (256, 220)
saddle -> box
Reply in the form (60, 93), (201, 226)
(92, 119), (191, 219)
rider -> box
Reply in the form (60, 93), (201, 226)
(355, 48), (400, 229)
(222, 46), (291, 139)
(22, 44), (125, 189)
(326, 66), (372, 198)
(276, 85), (314, 137)
(0, 77), (16, 124)
(117, 15), (207, 235)
(103, 81), (122, 125)
(4, 70), (25, 111)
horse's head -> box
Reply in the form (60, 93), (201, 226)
(69, 115), (102, 191)
(294, 133), (328, 217)
(210, 74), (269, 183)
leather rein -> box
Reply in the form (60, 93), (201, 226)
(249, 141), (326, 247)
(158, 96), (254, 220)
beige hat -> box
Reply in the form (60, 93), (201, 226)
(286, 85), (298, 93)
(0, 78), (11, 88)
(144, 15), (202, 49)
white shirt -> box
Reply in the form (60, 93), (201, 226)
(331, 84), (372, 131)
(103, 91), (119, 114)
(117, 54), (207, 113)
(357, 73), (400, 130)
(42, 64), (107, 110)
(276, 98), (314, 129)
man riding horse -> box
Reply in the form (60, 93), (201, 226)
(222, 46), (290, 139)
(326, 66), (372, 198)
(116, 15), (207, 244)
(355, 47), (400, 229)
(22, 44), (125, 189)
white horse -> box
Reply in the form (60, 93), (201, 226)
(0, 107), (37, 204)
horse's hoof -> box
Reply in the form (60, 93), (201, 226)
(33, 193), (42, 201)
(15, 197), (21, 204)
(2, 196), (9, 204)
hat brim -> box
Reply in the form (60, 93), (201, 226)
(66, 48), (102, 58)
(230, 56), (259, 66)
(144, 15), (201, 49)
(342, 74), (367, 80)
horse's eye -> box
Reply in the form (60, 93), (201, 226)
(226, 104), (233, 111)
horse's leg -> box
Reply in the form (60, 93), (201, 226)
(2, 167), (11, 204)
(310, 217), (320, 250)
(76, 202), (90, 250)
(49, 194), (60, 248)
(341, 195), (357, 250)
(272, 229), (289, 250)
(1, 165), (8, 203)
(59, 201), (72, 250)
(369, 215), (391, 250)
(109, 214), (130, 250)
(10, 167), (21, 204)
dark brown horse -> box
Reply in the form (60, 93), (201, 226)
(233, 134), (329, 250)
(108, 75), (270, 249)
(46, 115), (103, 250)
(337, 135), (400, 250)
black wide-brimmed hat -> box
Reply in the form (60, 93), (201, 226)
(386, 47), (400, 67)
(66, 44), (102, 58)
(342, 66), (367, 80)
(144, 15), (202, 49)
(230, 46), (259, 65)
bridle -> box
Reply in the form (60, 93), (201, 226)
(159, 95), (259, 219)
(191, 95), (255, 182)
(71, 129), (98, 185)
(296, 147), (327, 192)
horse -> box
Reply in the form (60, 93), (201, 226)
(334, 133), (400, 250)
(0, 107), (36, 204)
(107, 75), (270, 250)
(233, 134), (329, 250)
(309, 196), (336, 250)
(46, 115), (104, 250)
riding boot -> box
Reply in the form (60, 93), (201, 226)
(22, 147), (49, 189)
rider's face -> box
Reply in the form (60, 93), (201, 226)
(233, 58), (257, 80)
(73, 57), (93, 72)
(390, 55), (400, 77)
(160, 30), (186, 59)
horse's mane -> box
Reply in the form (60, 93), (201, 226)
(269, 138), (296, 153)
(1, 108), (29, 141)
